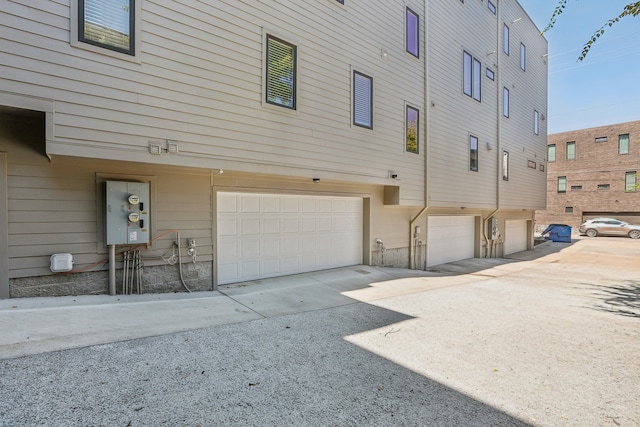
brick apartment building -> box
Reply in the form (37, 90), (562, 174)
(536, 120), (640, 233)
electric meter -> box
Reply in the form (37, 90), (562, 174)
(128, 212), (140, 223)
(128, 194), (140, 205)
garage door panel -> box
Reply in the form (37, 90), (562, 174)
(505, 220), (527, 255)
(218, 193), (362, 285)
(427, 216), (474, 267)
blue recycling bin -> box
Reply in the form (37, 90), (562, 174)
(540, 224), (572, 243)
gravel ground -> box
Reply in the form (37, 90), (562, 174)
(1, 238), (639, 426)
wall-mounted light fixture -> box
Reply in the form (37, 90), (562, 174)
(388, 171), (398, 180)
(380, 49), (389, 62)
(511, 17), (522, 23)
(312, 178), (320, 183)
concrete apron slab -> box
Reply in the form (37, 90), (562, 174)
(0, 243), (565, 360)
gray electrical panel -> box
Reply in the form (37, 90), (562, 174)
(105, 181), (150, 245)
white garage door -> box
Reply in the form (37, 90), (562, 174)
(217, 193), (363, 285)
(427, 216), (475, 267)
(504, 220), (528, 255)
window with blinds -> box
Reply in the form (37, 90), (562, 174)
(79, 0), (134, 55)
(266, 35), (296, 109)
(353, 71), (373, 129)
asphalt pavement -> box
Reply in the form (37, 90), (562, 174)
(1, 237), (638, 426)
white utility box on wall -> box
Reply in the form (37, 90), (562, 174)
(105, 181), (150, 245)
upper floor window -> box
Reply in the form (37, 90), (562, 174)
(557, 176), (567, 193)
(566, 141), (576, 160)
(502, 150), (509, 181)
(488, 1), (497, 14)
(503, 87), (509, 117)
(353, 71), (373, 129)
(595, 136), (608, 143)
(534, 110), (540, 135)
(548, 144), (556, 162)
(470, 135), (479, 171)
(266, 35), (296, 109)
(520, 43), (526, 70)
(335, 0), (344, 4)
(503, 24), (510, 55)
(406, 8), (419, 58)
(79, 0), (134, 55)
(463, 51), (481, 102)
(619, 134), (630, 154)
(626, 171), (637, 192)
(406, 106), (419, 153)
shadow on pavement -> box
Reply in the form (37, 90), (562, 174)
(583, 280), (640, 318)
(0, 303), (533, 426)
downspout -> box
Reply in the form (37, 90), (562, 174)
(409, 0), (431, 270)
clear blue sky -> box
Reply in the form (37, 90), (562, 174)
(517, 0), (640, 134)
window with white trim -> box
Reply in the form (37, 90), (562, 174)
(266, 35), (296, 109)
(463, 51), (481, 102)
(406, 7), (419, 58)
(78, 0), (134, 55)
(502, 150), (509, 181)
(406, 105), (419, 153)
(353, 71), (373, 129)
(503, 24), (510, 55)
(503, 87), (509, 117)
(470, 135), (479, 171)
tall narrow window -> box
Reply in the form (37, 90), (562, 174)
(488, 1), (496, 14)
(353, 71), (373, 129)
(406, 8), (419, 58)
(503, 87), (509, 117)
(470, 135), (479, 171)
(266, 35), (296, 109)
(520, 43), (526, 70)
(406, 106), (419, 153)
(557, 176), (567, 193)
(503, 24), (510, 55)
(619, 134), (630, 154)
(566, 141), (576, 160)
(502, 150), (509, 181)
(626, 171), (637, 192)
(463, 51), (481, 102)
(548, 144), (556, 162)
(534, 110), (540, 135)
(79, 0), (134, 54)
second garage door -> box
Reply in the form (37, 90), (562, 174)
(427, 216), (475, 267)
(217, 193), (363, 285)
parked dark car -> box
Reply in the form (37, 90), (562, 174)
(578, 218), (640, 239)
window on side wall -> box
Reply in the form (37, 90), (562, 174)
(353, 71), (373, 129)
(266, 35), (296, 109)
(626, 171), (637, 192)
(520, 43), (526, 70)
(406, 7), (419, 58)
(557, 176), (566, 193)
(78, 0), (135, 55)
(503, 24), (510, 55)
(503, 87), (509, 117)
(534, 110), (539, 135)
(406, 105), (419, 153)
(566, 141), (576, 160)
(470, 135), (479, 171)
(488, 1), (496, 14)
(548, 144), (556, 162)
(619, 134), (630, 154)
(502, 150), (509, 181)
(463, 51), (481, 102)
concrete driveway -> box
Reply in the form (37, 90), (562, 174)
(0, 237), (638, 426)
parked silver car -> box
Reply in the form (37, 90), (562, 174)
(579, 218), (640, 239)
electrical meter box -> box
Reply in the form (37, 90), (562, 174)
(105, 181), (150, 245)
